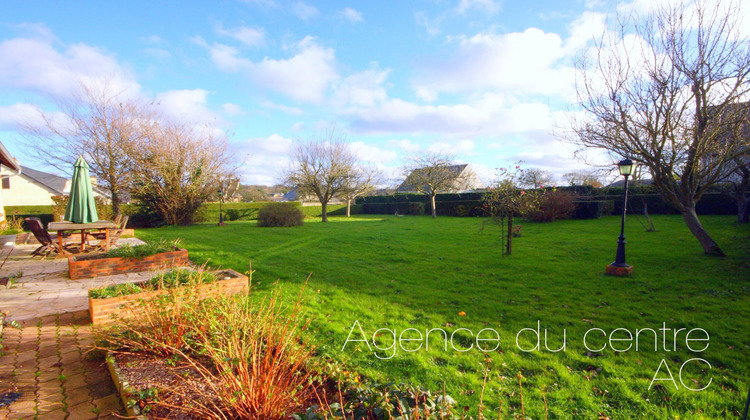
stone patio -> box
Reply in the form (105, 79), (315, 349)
(1, 239), (151, 323)
(0, 239), (164, 419)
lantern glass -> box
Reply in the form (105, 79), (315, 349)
(618, 158), (634, 176)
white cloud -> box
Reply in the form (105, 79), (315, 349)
(233, 134), (293, 184)
(143, 35), (167, 45)
(215, 23), (265, 47)
(222, 102), (243, 116)
(332, 68), (389, 107)
(339, 7), (364, 23)
(10, 22), (57, 43)
(0, 103), (44, 130)
(144, 48), (171, 59)
(258, 100), (304, 115)
(387, 139), (421, 153)
(350, 141), (398, 164)
(292, 1), (319, 20)
(350, 98), (554, 137)
(564, 11), (606, 53)
(415, 11), (443, 36)
(156, 89), (225, 126)
(456, 0), (502, 15)
(0, 33), (140, 99)
(427, 139), (474, 155)
(414, 28), (573, 99)
(201, 36), (338, 103)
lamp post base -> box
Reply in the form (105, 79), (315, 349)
(218, 222), (226, 226)
(605, 263), (633, 276)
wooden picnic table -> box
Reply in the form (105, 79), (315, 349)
(48, 220), (118, 253)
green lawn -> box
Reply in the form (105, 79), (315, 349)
(136, 215), (750, 418)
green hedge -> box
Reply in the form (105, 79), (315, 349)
(362, 201), (485, 217)
(5, 206), (55, 227)
(195, 202), (290, 223)
(300, 204), (362, 218)
(572, 200), (615, 219)
(359, 189), (738, 217)
(5, 205), (53, 215)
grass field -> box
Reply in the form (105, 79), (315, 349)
(136, 214), (750, 418)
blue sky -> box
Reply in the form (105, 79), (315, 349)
(1, 0), (741, 186)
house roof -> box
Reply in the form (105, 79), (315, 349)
(397, 164), (477, 192)
(0, 141), (20, 172)
(20, 165), (110, 198)
(21, 166), (67, 194)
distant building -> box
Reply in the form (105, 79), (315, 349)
(0, 166), (110, 206)
(397, 164), (484, 193)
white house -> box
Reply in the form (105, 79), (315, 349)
(0, 166), (110, 206)
(397, 164), (485, 193)
(0, 141), (21, 228)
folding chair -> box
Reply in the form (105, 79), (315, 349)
(24, 218), (66, 257)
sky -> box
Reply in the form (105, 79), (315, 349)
(0, 0), (745, 186)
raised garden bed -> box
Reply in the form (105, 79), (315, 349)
(89, 268), (249, 325)
(69, 248), (189, 279)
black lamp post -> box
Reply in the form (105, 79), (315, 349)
(218, 189), (225, 226)
(606, 158), (635, 276)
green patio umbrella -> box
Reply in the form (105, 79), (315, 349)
(64, 157), (99, 223)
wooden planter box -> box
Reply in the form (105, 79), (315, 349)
(89, 269), (249, 326)
(69, 249), (189, 280)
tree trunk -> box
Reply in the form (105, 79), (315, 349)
(110, 193), (121, 217)
(738, 196), (749, 223)
(506, 213), (513, 255)
(346, 199), (351, 217)
(680, 205), (725, 256)
(734, 175), (749, 223)
(431, 194), (437, 218)
(321, 201), (328, 222)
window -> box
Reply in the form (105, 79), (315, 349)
(1, 177), (9, 189)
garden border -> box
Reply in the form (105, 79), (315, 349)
(88, 268), (249, 325)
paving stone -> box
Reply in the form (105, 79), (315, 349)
(37, 355), (60, 370)
(61, 373), (87, 391)
(5, 398), (36, 417)
(35, 408), (67, 419)
(13, 352), (35, 364)
(90, 394), (122, 417)
(0, 245), (152, 420)
(65, 401), (98, 420)
(64, 386), (93, 408)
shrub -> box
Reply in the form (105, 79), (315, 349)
(1, 216), (25, 234)
(96, 281), (318, 419)
(51, 195), (112, 222)
(526, 190), (578, 222)
(77, 238), (180, 261)
(88, 268), (218, 299)
(257, 203), (304, 227)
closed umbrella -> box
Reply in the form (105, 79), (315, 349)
(64, 157), (98, 223)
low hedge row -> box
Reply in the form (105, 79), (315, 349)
(196, 202), (362, 222)
(359, 191), (737, 217)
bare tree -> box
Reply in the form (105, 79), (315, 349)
(715, 104), (750, 222)
(284, 131), (357, 222)
(563, 170), (604, 187)
(518, 168), (556, 188)
(400, 153), (467, 218)
(18, 81), (148, 215)
(573, 0), (750, 256)
(337, 164), (381, 217)
(128, 120), (234, 225)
